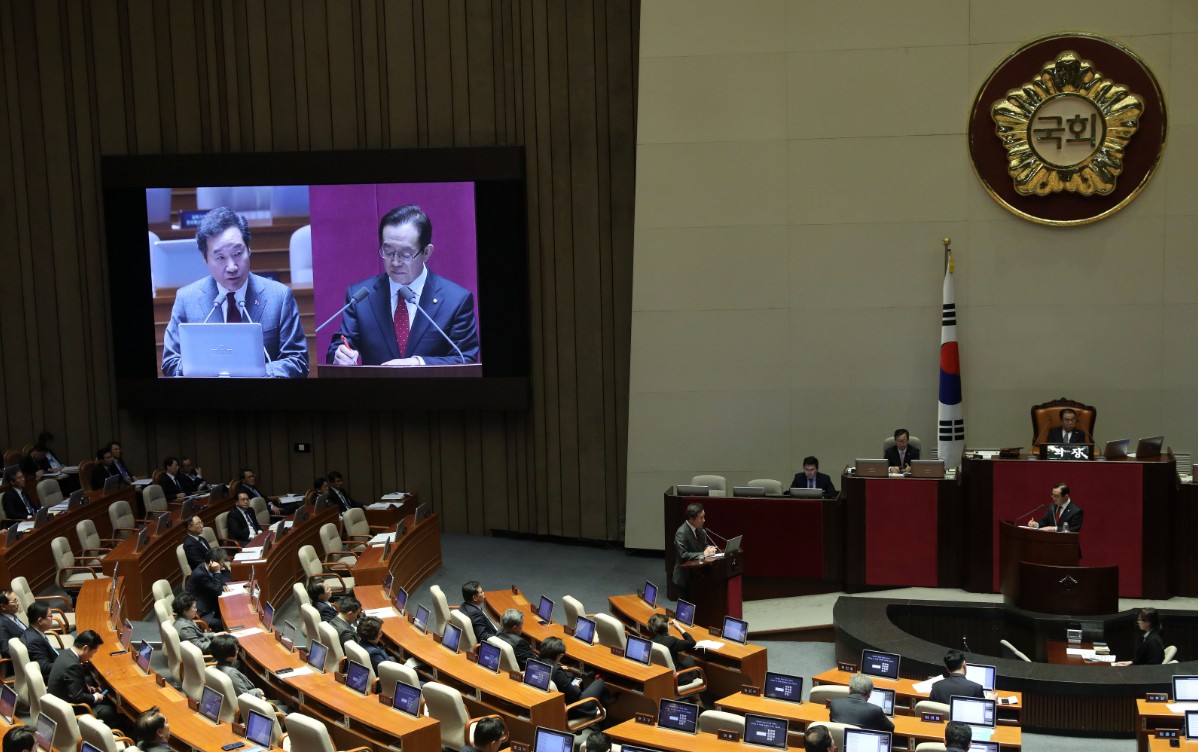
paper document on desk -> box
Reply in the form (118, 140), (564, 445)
(280, 666), (314, 677)
(16, 522), (34, 533)
(229, 627), (264, 637)
(367, 502), (401, 510)
(1085, 654), (1116, 663)
(222, 584), (248, 595)
(132, 478), (153, 487)
(278, 494), (303, 504)
(234, 554), (266, 563)
(381, 492), (409, 500)
(1167, 702), (1198, 713)
(61, 466), (79, 473)
(240, 546), (264, 556)
(694, 640), (725, 650)
(912, 677), (941, 693)
(49, 503), (69, 513)
(365, 607), (399, 618)
(369, 532), (397, 545)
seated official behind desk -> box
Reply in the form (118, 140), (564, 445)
(1026, 483), (1084, 533)
(791, 456), (837, 497)
(884, 429), (919, 472)
(1046, 409), (1091, 444)
(829, 674), (894, 732)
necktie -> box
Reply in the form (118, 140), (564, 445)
(808, 478), (815, 489)
(19, 491), (33, 516)
(226, 292), (242, 323)
(394, 292), (410, 356)
(244, 509), (258, 534)
(1054, 505), (1062, 526)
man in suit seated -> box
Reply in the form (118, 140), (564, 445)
(187, 549), (229, 631)
(172, 593), (219, 654)
(330, 597), (361, 649)
(327, 203), (480, 367)
(829, 673), (894, 733)
(884, 428), (919, 473)
(944, 721), (973, 752)
(538, 636), (608, 718)
(460, 581), (498, 643)
(494, 608), (537, 670)
(90, 446), (119, 491)
(929, 649), (985, 704)
(1, 469), (37, 523)
(161, 206), (309, 378)
(326, 470), (361, 512)
(790, 455), (837, 497)
(47, 629), (119, 724)
(20, 602), (61, 677)
(647, 612), (696, 669)
(1046, 409), (1090, 444)
(461, 716), (506, 752)
(308, 582), (338, 622)
(158, 457), (186, 500)
(0, 591), (28, 659)
(178, 457), (208, 494)
(17, 448), (47, 483)
(1027, 483), (1084, 533)
(355, 616), (400, 673)
(209, 633), (265, 699)
(183, 515), (212, 570)
(25, 442), (78, 494)
(107, 441), (137, 483)
(133, 708), (172, 752)
(227, 490), (263, 545)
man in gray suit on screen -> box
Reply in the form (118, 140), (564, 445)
(161, 206), (308, 378)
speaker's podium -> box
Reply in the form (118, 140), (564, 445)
(998, 520), (1118, 614)
(680, 550), (745, 623)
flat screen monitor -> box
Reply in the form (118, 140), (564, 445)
(477, 641), (501, 672)
(867, 687), (896, 716)
(245, 708), (274, 746)
(950, 696), (996, 728)
(413, 604), (430, 634)
(1187, 710), (1198, 739)
(280, 620), (297, 649)
(391, 679), (422, 716)
(1135, 435), (1165, 457)
(535, 595), (554, 625)
(134, 525), (150, 552)
(657, 698), (699, 734)
(763, 671), (803, 703)
(532, 726), (575, 752)
(34, 714), (57, 752)
(415, 502), (431, 522)
(120, 618), (134, 650)
(441, 622), (463, 654)
(1176, 676), (1198, 702)
(968, 743), (1000, 752)
(0, 684), (16, 724)
(842, 728), (892, 752)
(523, 658), (553, 692)
(641, 581), (658, 607)
(964, 663), (996, 691)
(733, 485), (766, 497)
(199, 685), (224, 723)
(674, 599), (695, 627)
(262, 600), (274, 633)
(722, 615), (748, 644)
(860, 649), (901, 681)
(743, 713), (789, 749)
(674, 484), (709, 496)
(573, 615), (596, 645)
(135, 640), (154, 673)
(393, 586), (409, 615)
(383, 571), (394, 596)
(345, 659), (371, 694)
(307, 639), (329, 674)
(625, 634), (653, 665)
(103, 474), (122, 493)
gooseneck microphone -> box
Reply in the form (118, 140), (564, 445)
(201, 295), (223, 323)
(1015, 503), (1045, 525)
(315, 287), (371, 334)
(237, 300), (273, 364)
(399, 285), (466, 363)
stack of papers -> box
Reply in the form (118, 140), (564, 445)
(219, 584), (249, 597)
(694, 640), (725, 650)
(364, 607), (399, 618)
(367, 502), (400, 510)
(381, 492), (409, 500)
(278, 494), (303, 503)
(132, 479), (153, 487)
(369, 532), (397, 545)
(1167, 702), (1198, 713)
(912, 677), (940, 693)
(15, 522), (34, 533)
(1066, 648), (1116, 663)
(61, 466), (79, 473)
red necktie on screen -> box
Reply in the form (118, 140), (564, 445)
(394, 294), (409, 356)
(226, 292), (242, 323)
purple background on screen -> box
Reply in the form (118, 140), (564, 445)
(309, 182), (478, 358)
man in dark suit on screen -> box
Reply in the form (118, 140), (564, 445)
(494, 609), (536, 670)
(227, 491), (262, 545)
(672, 503), (717, 602)
(47, 630), (119, 724)
(929, 649), (986, 704)
(884, 428), (919, 472)
(1027, 483), (1084, 533)
(326, 204), (480, 367)
(1, 469), (37, 523)
(1046, 409), (1091, 444)
(790, 455), (837, 497)
(182, 515), (212, 570)
(829, 673), (894, 732)
(460, 581), (498, 643)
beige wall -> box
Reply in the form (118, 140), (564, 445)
(626, 0), (1198, 548)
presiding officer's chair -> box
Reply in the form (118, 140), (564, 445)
(1030, 397), (1096, 447)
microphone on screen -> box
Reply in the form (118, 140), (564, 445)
(201, 295), (223, 323)
(237, 300), (274, 364)
(398, 285), (466, 363)
(315, 287), (371, 334)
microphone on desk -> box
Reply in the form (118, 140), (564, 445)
(399, 285), (467, 363)
(1014, 503), (1045, 525)
(237, 300), (274, 364)
(315, 287), (370, 334)
(202, 295), (223, 323)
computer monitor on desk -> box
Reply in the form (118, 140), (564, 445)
(674, 599), (695, 627)
(860, 649), (900, 680)
(788, 487), (823, 498)
(950, 696), (996, 728)
(532, 727), (575, 752)
(909, 460), (945, 478)
(763, 671), (803, 703)
(1135, 435), (1165, 457)
(855, 459), (889, 478)
(675, 484), (709, 496)
(1174, 675), (1198, 702)
(842, 728), (891, 752)
(733, 486), (766, 497)
(743, 713), (788, 749)
(965, 663), (996, 691)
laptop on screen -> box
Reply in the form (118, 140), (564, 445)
(657, 699), (699, 734)
(477, 641), (501, 672)
(523, 659), (554, 692)
(0, 684), (16, 724)
(573, 615), (596, 645)
(393, 586), (409, 615)
(198, 685), (224, 723)
(855, 459), (889, 478)
(764, 671), (803, 703)
(1186, 710), (1198, 739)
(861, 649), (901, 680)
(674, 599), (696, 627)
(391, 680), (422, 717)
(909, 459), (946, 478)
(950, 696), (997, 728)
(412, 604), (431, 633)
(120, 618), (134, 650)
(788, 487), (824, 498)
(1102, 438), (1131, 459)
(964, 663), (996, 691)
(743, 713), (789, 749)
(1174, 675), (1198, 701)
(306, 640), (329, 673)
(441, 622), (463, 654)
(345, 659), (371, 694)
(103, 474), (122, 493)
(624, 634), (653, 665)
(842, 728), (892, 752)
(535, 595), (554, 625)
(722, 615), (748, 644)
(1135, 435), (1165, 457)
(724, 534), (743, 555)
(733, 486), (766, 498)
(867, 687), (896, 716)
(245, 708), (274, 747)
(641, 581), (658, 607)
(34, 714), (57, 752)
(178, 322), (267, 377)
(134, 640), (153, 673)
(533, 726), (575, 752)
(675, 484), (709, 496)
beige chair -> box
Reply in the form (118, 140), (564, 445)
(691, 474), (727, 497)
(52, 536), (101, 594)
(250, 497), (272, 526)
(485, 635), (522, 673)
(298, 545), (354, 594)
(78, 714), (135, 752)
(215, 512), (242, 550)
(8, 638), (30, 707)
(300, 603), (322, 645)
(143, 484), (169, 515)
(39, 694), (84, 752)
(914, 743), (947, 752)
(342, 508), (385, 550)
(699, 709), (746, 735)
(449, 609), (478, 651)
(285, 712), (369, 752)
(422, 682), (471, 751)
(808, 685), (850, 704)
(36, 478), (64, 506)
(25, 663), (46, 729)
(747, 478), (784, 495)
(377, 661), (421, 700)
(152, 579), (174, 603)
(154, 598), (174, 627)
(180, 642), (207, 702)
(108, 499), (141, 539)
(1164, 645), (1178, 663)
(12, 575), (73, 632)
(176, 544), (192, 584)
(429, 585), (452, 635)
(593, 613), (628, 650)
(914, 700), (950, 716)
(204, 666), (240, 723)
(159, 620), (183, 682)
(202, 526), (220, 549)
(75, 519), (115, 564)
(561, 595), (585, 630)
(238, 692), (287, 749)
(319, 522), (359, 567)
(343, 640), (377, 690)
(292, 582), (312, 608)
(808, 722), (856, 751)
(315, 622), (346, 672)
(649, 641), (706, 698)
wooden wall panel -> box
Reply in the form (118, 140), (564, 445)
(0, 0), (637, 542)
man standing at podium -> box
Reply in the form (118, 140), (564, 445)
(1028, 483), (1083, 532)
(672, 503), (718, 601)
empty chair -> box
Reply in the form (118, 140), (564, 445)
(204, 666), (240, 724)
(914, 743), (947, 752)
(152, 579), (174, 603)
(808, 722), (856, 751)
(315, 622), (346, 672)
(215, 513), (242, 550)
(808, 685), (851, 704)
(154, 598), (174, 627)
(561, 595), (585, 630)
(143, 484), (168, 515)
(298, 545), (354, 595)
(201, 526), (220, 549)
(700, 710), (746, 735)
(159, 621), (183, 682)
(449, 609), (478, 651)
(285, 711), (369, 752)
(649, 642), (706, 698)
(289, 224), (313, 284)
(36, 478), (64, 506)
(342, 507), (385, 550)
(176, 544), (192, 583)
(8, 638), (30, 706)
(691, 474), (727, 496)
(299, 603), (322, 645)
(238, 691), (286, 748)
(422, 682), (471, 751)
(75, 520), (113, 566)
(1164, 645), (1178, 663)
(250, 496), (272, 526)
(914, 700), (950, 716)
(78, 714), (135, 752)
(343, 640), (377, 689)
(1000, 638), (1031, 662)
(319, 523), (359, 567)
(52, 536), (101, 594)
(428, 585), (451, 635)
(593, 613), (627, 651)
(377, 661), (421, 700)
(486, 636), (522, 673)
(747, 478), (784, 495)
(11, 576), (73, 632)
(108, 500), (141, 540)
(180, 642), (207, 702)
(39, 694), (83, 752)
(25, 663), (46, 729)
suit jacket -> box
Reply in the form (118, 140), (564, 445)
(329, 487), (359, 513)
(21, 627), (59, 677)
(183, 534), (212, 571)
(179, 472), (207, 495)
(2, 488), (35, 521)
(227, 506), (262, 544)
(1046, 427), (1091, 444)
(330, 616), (358, 649)
(929, 673), (985, 704)
(1133, 630), (1165, 665)
(48, 648), (98, 706)
(0, 615), (28, 658)
(789, 471), (837, 496)
(159, 473), (184, 499)
(1038, 501), (1084, 532)
(550, 663), (585, 704)
(91, 462), (118, 492)
(173, 616), (214, 652)
(672, 522), (707, 587)
(883, 444), (920, 468)
(495, 631), (536, 670)
(162, 272), (309, 378)
(187, 564), (224, 617)
(316, 601), (338, 622)
(460, 602), (497, 643)
(829, 694), (894, 733)
(218, 663), (260, 697)
(364, 641), (392, 673)
(325, 272), (480, 366)
(651, 632), (696, 669)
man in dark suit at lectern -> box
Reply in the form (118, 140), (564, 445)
(672, 503), (717, 601)
(1028, 483), (1084, 533)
